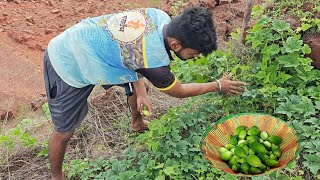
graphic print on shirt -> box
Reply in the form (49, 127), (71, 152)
(98, 9), (156, 71)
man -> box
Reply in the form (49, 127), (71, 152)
(44, 6), (246, 179)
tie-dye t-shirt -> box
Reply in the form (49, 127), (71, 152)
(47, 8), (171, 88)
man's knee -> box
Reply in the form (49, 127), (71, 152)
(52, 130), (74, 142)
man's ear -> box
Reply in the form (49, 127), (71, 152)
(168, 37), (182, 52)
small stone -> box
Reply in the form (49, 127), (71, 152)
(220, 0), (233, 5)
(48, 0), (55, 6)
(25, 16), (35, 24)
(45, 28), (55, 34)
(31, 95), (47, 111)
(88, 5), (95, 13)
(26, 21), (33, 26)
(13, 0), (21, 4)
(75, 7), (85, 14)
(48, 24), (58, 29)
(0, 99), (18, 120)
(51, 9), (61, 14)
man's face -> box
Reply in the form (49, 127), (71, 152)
(174, 48), (200, 60)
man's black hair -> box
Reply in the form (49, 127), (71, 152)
(167, 7), (217, 55)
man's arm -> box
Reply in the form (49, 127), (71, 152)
(160, 75), (245, 98)
(136, 67), (246, 98)
(159, 78), (218, 98)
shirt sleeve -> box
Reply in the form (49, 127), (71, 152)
(136, 66), (177, 90)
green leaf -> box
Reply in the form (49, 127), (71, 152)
(301, 23), (313, 31)
(153, 163), (164, 169)
(163, 166), (176, 176)
(155, 175), (165, 180)
(37, 148), (48, 157)
(272, 20), (290, 32)
(277, 72), (292, 83)
(277, 54), (300, 67)
(303, 154), (320, 175)
(283, 37), (303, 53)
(302, 44), (311, 54)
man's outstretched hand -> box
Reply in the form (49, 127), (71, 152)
(218, 73), (247, 95)
(136, 95), (153, 117)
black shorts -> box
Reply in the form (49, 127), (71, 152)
(43, 51), (119, 132)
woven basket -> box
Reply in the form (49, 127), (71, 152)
(200, 113), (300, 176)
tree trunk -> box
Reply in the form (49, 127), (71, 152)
(240, 0), (253, 44)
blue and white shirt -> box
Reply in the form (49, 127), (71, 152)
(47, 8), (174, 88)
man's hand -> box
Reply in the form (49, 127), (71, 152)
(218, 73), (246, 95)
(136, 96), (153, 116)
(133, 78), (153, 116)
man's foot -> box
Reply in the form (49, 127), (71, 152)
(130, 120), (150, 133)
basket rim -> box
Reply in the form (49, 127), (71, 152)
(199, 112), (301, 176)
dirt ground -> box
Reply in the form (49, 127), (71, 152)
(0, 0), (249, 119)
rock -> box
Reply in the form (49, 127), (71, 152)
(13, 0), (21, 4)
(0, 99), (17, 120)
(304, 34), (320, 69)
(0, 15), (6, 23)
(199, 0), (217, 9)
(220, 0), (233, 5)
(88, 5), (96, 13)
(45, 28), (55, 34)
(51, 9), (61, 14)
(25, 16), (35, 24)
(75, 7), (85, 14)
(26, 22), (34, 26)
(48, 0), (55, 6)
(48, 24), (59, 29)
(31, 95), (47, 111)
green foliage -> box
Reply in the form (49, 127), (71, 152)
(64, 5), (320, 180)
(0, 119), (38, 149)
(42, 102), (51, 118)
(0, 118), (49, 165)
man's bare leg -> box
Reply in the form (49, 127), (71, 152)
(49, 130), (74, 180)
(128, 93), (149, 131)
(128, 81), (150, 131)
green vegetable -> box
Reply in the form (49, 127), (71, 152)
(235, 146), (246, 157)
(238, 140), (246, 145)
(248, 128), (260, 136)
(246, 136), (259, 143)
(141, 109), (151, 116)
(218, 147), (229, 153)
(229, 155), (238, 166)
(260, 131), (269, 140)
(257, 153), (269, 163)
(249, 142), (268, 154)
(241, 162), (250, 174)
(221, 151), (233, 161)
(272, 148), (282, 158)
(249, 149), (255, 155)
(239, 130), (247, 139)
(232, 163), (240, 172)
(220, 125), (285, 175)
(225, 143), (235, 150)
(268, 135), (282, 145)
(265, 159), (280, 167)
(263, 141), (272, 149)
(247, 155), (264, 167)
(234, 126), (246, 136)
(250, 167), (262, 174)
(229, 137), (238, 146)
